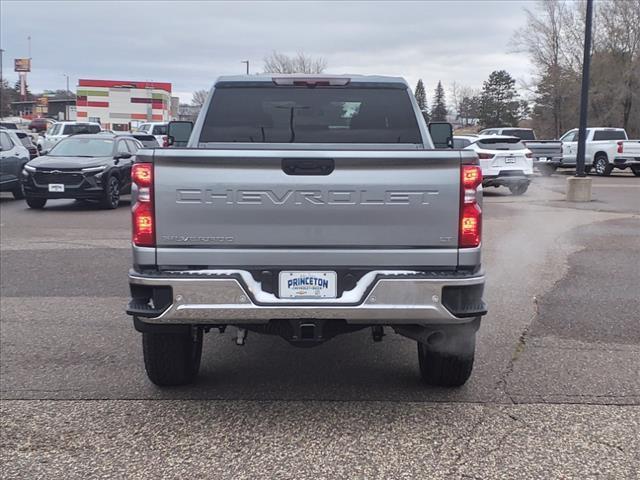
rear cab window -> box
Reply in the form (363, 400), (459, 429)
(134, 135), (159, 147)
(199, 83), (422, 144)
(501, 129), (535, 141)
(477, 137), (526, 150)
(593, 130), (627, 141)
(152, 125), (167, 135)
(62, 124), (101, 135)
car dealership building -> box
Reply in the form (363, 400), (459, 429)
(76, 79), (172, 131)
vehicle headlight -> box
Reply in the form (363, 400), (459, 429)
(23, 164), (36, 174)
(81, 165), (107, 173)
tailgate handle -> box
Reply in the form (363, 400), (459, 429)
(282, 158), (334, 176)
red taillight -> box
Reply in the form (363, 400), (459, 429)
(132, 163), (152, 188)
(462, 165), (482, 190)
(617, 141), (624, 154)
(460, 165), (482, 248)
(132, 162), (155, 247)
(525, 152), (533, 158)
(477, 153), (495, 160)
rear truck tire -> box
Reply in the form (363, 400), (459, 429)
(538, 164), (556, 176)
(142, 328), (203, 386)
(12, 184), (25, 200)
(508, 182), (529, 195)
(101, 176), (121, 209)
(594, 155), (612, 176)
(631, 166), (640, 177)
(25, 196), (47, 209)
(417, 325), (476, 387)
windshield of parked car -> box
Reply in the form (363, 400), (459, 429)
(476, 137), (526, 150)
(48, 137), (114, 157)
(501, 129), (535, 140)
(199, 85), (422, 143)
(0, 122), (19, 129)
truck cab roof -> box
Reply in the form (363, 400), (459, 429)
(214, 74), (409, 88)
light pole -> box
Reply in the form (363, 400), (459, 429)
(63, 74), (70, 95)
(566, 0), (593, 202)
(241, 60), (249, 75)
(575, 0), (593, 178)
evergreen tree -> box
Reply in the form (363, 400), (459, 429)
(431, 81), (448, 121)
(478, 70), (521, 128)
(414, 79), (427, 112)
(13, 78), (33, 100)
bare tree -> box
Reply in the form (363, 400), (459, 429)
(511, 0), (576, 137)
(191, 89), (209, 108)
(595, 0), (640, 133)
(263, 51), (327, 74)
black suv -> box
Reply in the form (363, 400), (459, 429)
(22, 134), (142, 209)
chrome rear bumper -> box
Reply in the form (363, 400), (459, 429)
(128, 269), (486, 325)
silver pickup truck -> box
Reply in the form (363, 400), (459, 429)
(127, 75), (487, 388)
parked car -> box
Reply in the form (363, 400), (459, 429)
(127, 74), (487, 388)
(28, 117), (56, 133)
(0, 122), (20, 130)
(456, 134), (533, 195)
(560, 127), (629, 176)
(134, 122), (167, 147)
(479, 127), (563, 176)
(22, 134), (141, 209)
(614, 140), (640, 176)
(37, 122), (102, 153)
(0, 129), (30, 199)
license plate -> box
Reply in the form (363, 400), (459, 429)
(538, 157), (548, 162)
(48, 184), (64, 192)
(505, 157), (516, 164)
(279, 271), (337, 299)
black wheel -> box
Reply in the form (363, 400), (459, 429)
(142, 328), (203, 386)
(12, 184), (25, 200)
(418, 325), (476, 387)
(508, 183), (529, 195)
(101, 176), (121, 209)
(25, 196), (47, 209)
(593, 155), (612, 176)
(538, 164), (556, 176)
(631, 166), (640, 177)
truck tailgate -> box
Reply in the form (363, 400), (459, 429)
(148, 149), (467, 266)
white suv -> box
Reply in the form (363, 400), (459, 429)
(135, 123), (168, 147)
(456, 135), (534, 195)
(38, 122), (101, 152)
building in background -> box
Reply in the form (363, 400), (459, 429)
(76, 79), (172, 131)
(10, 97), (76, 120)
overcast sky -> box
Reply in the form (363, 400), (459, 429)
(1, 0), (537, 103)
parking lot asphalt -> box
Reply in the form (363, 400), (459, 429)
(1, 172), (639, 479)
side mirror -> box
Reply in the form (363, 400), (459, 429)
(167, 121), (193, 148)
(428, 122), (454, 149)
(114, 152), (132, 161)
(40, 149), (49, 155)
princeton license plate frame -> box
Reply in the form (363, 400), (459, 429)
(48, 184), (65, 192)
(279, 271), (337, 299)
